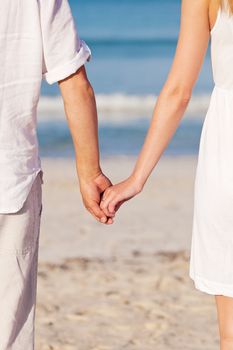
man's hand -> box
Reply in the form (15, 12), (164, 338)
(59, 67), (113, 224)
(80, 172), (114, 225)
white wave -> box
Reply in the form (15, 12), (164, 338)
(38, 93), (211, 123)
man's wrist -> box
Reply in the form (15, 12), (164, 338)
(78, 165), (103, 184)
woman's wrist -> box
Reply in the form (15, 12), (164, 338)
(130, 171), (145, 194)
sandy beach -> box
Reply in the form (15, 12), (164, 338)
(36, 156), (219, 350)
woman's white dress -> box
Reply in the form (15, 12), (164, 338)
(189, 7), (233, 297)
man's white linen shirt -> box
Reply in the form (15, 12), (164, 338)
(0, 0), (91, 213)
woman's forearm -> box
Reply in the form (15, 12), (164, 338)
(132, 85), (191, 189)
(130, 0), (210, 190)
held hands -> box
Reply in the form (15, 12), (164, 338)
(79, 172), (115, 225)
(100, 175), (143, 218)
(80, 172), (143, 224)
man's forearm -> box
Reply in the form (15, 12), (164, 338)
(59, 67), (101, 183)
(58, 67), (113, 224)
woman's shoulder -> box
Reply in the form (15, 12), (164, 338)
(209, 0), (221, 31)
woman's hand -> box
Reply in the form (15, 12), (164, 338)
(100, 175), (143, 217)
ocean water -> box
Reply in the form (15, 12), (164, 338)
(38, 0), (214, 157)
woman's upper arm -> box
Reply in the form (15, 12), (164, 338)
(164, 0), (210, 93)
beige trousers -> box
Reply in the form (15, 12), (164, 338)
(0, 171), (43, 350)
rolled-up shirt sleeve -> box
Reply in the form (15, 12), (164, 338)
(38, 0), (91, 84)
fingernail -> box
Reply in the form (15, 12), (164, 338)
(101, 217), (106, 223)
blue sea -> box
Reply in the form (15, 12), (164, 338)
(38, 0), (214, 157)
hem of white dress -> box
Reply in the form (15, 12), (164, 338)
(190, 272), (233, 298)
